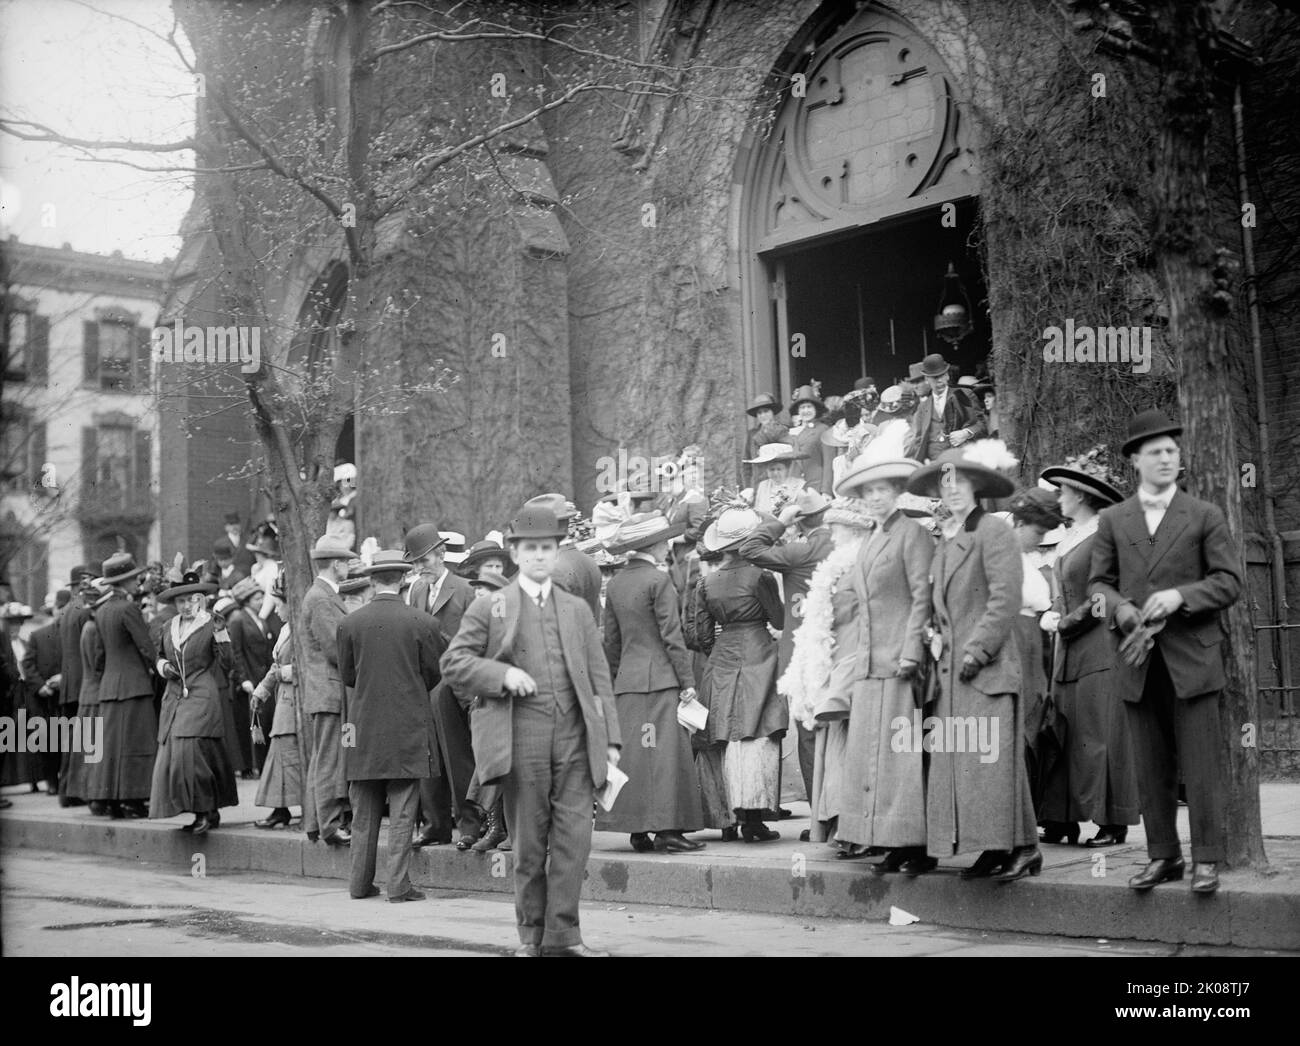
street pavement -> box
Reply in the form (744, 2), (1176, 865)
(3, 849), (1290, 957)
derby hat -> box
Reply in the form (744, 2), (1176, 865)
(701, 507), (762, 553)
(835, 419), (922, 496)
(789, 385), (826, 417)
(1121, 408), (1182, 456)
(524, 493), (578, 521)
(159, 570), (219, 602)
(223, 511), (242, 526)
(69, 563), (101, 586)
(229, 576), (263, 605)
(402, 523), (446, 561)
(1040, 465), (1124, 506)
(507, 505), (568, 541)
(743, 442), (807, 466)
(605, 511), (688, 555)
(919, 353), (951, 378)
(101, 552), (146, 584)
(440, 531), (467, 565)
(746, 392), (781, 417)
(361, 550), (410, 576)
(309, 535), (355, 561)
(907, 440), (1018, 500)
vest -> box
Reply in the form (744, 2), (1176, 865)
(926, 394), (949, 449)
(514, 591), (577, 713)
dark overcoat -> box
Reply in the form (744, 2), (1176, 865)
(299, 577), (347, 715)
(95, 593), (156, 702)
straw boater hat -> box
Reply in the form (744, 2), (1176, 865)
(743, 442), (807, 466)
(746, 392), (781, 417)
(101, 552), (146, 585)
(440, 532), (467, 565)
(0, 601), (34, 621)
(605, 511), (687, 555)
(1120, 408), (1182, 457)
(159, 569), (219, 602)
(309, 535), (355, 561)
(213, 595), (237, 617)
(834, 419), (921, 497)
(906, 440), (1018, 499)
(701, 507), (762, 553)
(1039, 465), (1124, 506)
(957, 375), (979, 389)
(789, 385), (826, 417)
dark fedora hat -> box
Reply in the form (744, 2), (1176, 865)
(919, 353), (951, 377)
(403, 523), (446, 561)
(746, 392), (781, 417)
(507, 505), (567, 541)
(1121, 409), (1182, 456)
(101, 552), (146, 585)
(1040, 465), (1124, 506)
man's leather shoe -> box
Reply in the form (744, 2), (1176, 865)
(412, 828), (451, 847)
(542, 943), (609, 957)
(1191, 862), (1219, 894)
(629, 833), (654, 853)
(654, 831), (705, 853)
(388, 888), (425, 903)
(514, 944), (541, 957)
(1086, 827), (1127, 847)
(1129, 857), (1185, 891)
(960, 850), (1009, 879)
(352, 885), (381, 899)
(323, 828), (351, 847)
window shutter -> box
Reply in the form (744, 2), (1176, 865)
(83, 321), (99, 383)
(82, 427), (98, 495)
(133, 325), (151, 391)
(134, 428), (152, 499)
(29, 421), (46, 491)
(29, 315), (49, 382)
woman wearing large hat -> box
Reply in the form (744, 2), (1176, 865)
(787, 385), (831, 495)
(148, 570), (238, 834)
(1037, 457), (1138, 849)
(905, 440), (1042, 881)
(688, 508), (786, 842)
(824, 422), (935, 870)
(744, 443), (807, 515)
(742, 393), (790, 489)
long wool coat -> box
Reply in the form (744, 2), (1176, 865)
(925, 508), (1037, 856)
(157, 616), (233, 740)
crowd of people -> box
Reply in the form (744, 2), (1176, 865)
(0, 351), (1244, 955)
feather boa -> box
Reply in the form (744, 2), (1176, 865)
(778, 539), (863, 730)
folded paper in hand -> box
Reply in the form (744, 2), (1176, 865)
(597, 763), (628, 812)
(677, 697), (708, 733)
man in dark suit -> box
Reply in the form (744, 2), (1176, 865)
(737, 488), (834, 822)
(337, 550), (445, 902)
(300, 537), (354, 845)
(227, 576), (284, 775)
(221, 512), (257, 576)
(403, 522), (480, 848)
(57, 563), (99, 805)
(22, 601), (66, 793)
(92, 554), (158, 816)
(525, 494), (603, 620)
(1089, 410), (1242, 895)
(442, 505), (621, 957)
(904, 353), (986, 462)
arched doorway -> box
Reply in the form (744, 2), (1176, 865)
(737, 2), (983, 405)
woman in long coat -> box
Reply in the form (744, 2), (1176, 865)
(690, 508), (786, 842)
(74, 583), (110, 807)
(149, 572), (238, 834)
(832, 421), (934, 871)
(786, 386), (831, 495)
(1038, 464), (1139, 847)
(907, 442), (1041, 882)
(250, 621), (301, 828)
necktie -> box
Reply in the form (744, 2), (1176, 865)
(536, 592), (545, 609)
(1140, 497), (1166, 511)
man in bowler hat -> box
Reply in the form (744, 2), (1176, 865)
(1089, 409), (1242, 894)
(904, 353), (986, 462)
(442, 504), (621, 956)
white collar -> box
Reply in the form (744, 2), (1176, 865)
(171, 609), (211, 649)
(627, 551), (658, 565)
(516, 574), (553, 605)
(1054, 514), (1098, 559)
(1139, 485), (1176, 509)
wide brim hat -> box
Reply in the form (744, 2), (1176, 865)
(1121, 409), (1182, 456)
(1, 601), (34, 620)
(788, 385), (826, 416)
(919, 353), (951, 377)
(229, 576), (263, 605)
(824, 497), (875, 531)
(101, 552), (146, 584)
(701, 507), (762, 553)
(907, 441), (1017, 500)
(792, 487), (832, 519)
(746, 392), (780, 417)
(402, 523), (446, 561)
(310, 536), (355, 561)
(743, 442), (807, 466)
(507, 505), (568, 541)
(1040, 466), (1124, 506)
(605, 511), (688, 554)
(159, 571), (219, 601)
(460, 539), (517, 577)
(834, 418), (921, 497)
(523, 493), (578, 522)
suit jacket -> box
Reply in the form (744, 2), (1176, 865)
(1052, 531), (1116, 682)
(905, 387), (986, 460)
(931, 508), (1022, 697)
(602, 558), (694, 695)
(79, 618), (106, 706)
(553, 547), (603, 621)
(407, 569), (475, 645)
(848, 510), (934, 678)
(227, 606), (283, 690)
(94, 593), (157, 702)
(788, 422), (831, 493)
(59, 597), (93, 707)
(22, 620), (62, 693)
(300, 577), (348, 715)
(1088, 490), (1241, 700)
(337, 592), (444, 780)
(737, 517), (834, 667)
(441, 578), (620, 786)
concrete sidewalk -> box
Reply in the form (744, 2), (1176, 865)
(4, 780), (1298, 950)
